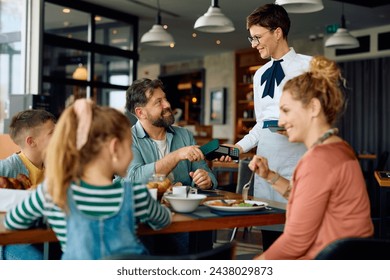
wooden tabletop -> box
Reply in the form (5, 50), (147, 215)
(0, 190), (286, 245)
(374, 171), (390, 187)
(210, 161), (239, 169)
(358, 154), (377, 160)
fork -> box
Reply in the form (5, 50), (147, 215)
(242, 172), (254, 200)
(220, 199), (234, 206)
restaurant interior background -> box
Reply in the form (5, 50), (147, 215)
(0, 0), (389, 167)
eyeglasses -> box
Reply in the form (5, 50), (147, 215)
(247, 30), (272, 45)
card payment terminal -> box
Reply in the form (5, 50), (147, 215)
(199, 139), (240, 161)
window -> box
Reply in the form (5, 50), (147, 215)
(0, 0), (26, 132)
(42, 0), (138, 116)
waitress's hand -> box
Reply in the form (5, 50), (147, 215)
(215, 155), (232, 162)
(214, 144), (243, 162)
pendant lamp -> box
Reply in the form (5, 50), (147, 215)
(72, 64), (88, 80)
(140, 0), (174, 47)
(194, 0), (235, 33)
(275, 0), (324, 13)
(324, 4), (359, 49)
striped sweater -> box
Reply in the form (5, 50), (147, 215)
(4, 180), (171, 252)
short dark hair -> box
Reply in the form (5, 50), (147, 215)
(247, 4), (290, 39)
(9, 109), (57, 145)
(125, 78), (164, 114)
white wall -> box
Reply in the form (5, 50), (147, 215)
(203, 52), (235, 143)
(137, 63), (161, 80)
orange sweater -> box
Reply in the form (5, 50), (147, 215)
(264, 141), (374, 260)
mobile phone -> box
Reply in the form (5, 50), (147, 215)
(200, 139), (240, 161)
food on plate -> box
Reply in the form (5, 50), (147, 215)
(208, 199), (263, 207)
(0, 174), (33, 190)
(207, 200), (227, 206)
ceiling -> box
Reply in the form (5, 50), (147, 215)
(78, 0), (390, 65)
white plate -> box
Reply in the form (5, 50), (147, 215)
(203, 199), (268, 212)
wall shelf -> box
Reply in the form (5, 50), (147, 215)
(235, 49), (268, 143)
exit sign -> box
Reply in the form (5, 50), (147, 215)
(326, 24), (339, 34)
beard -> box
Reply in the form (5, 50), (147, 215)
(151, 108), (175, 128)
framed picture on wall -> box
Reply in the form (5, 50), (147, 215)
(209, 88), (226, 124)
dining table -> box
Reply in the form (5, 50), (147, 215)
(0, 189), (286, 246)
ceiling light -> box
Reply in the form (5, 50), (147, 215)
(140, 0), (174, 47)
(324, 4), (359, 49)
(72, 64), (88, 80)
(194, 0), (235, 33)
(275, 0), (324, 13)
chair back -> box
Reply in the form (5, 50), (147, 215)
(315, 237), (390, 260)
(236, 158), (254, 196)
(104, 241), (236, 260)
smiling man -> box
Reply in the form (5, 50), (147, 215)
(119, 78), (217, 255)
(123, 78), (216, 190)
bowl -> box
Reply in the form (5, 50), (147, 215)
(164, 194), (206, 213)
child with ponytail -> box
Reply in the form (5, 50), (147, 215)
(5, 99), (171, 259)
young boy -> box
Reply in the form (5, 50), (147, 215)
(0, 109), (57, 260)
(0, 109), (56, 187)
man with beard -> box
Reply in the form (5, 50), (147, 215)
(119, 78), (216, 255)
(123, 78), (216, 189)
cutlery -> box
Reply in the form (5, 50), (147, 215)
(242, 172), (254, 200)
(220, 199), (234, 206)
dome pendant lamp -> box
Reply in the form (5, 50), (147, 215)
(140, 0), (174, 47)
(324, 3), (359, 49)
(194, 0), (235, 33)
(275, 0), (324, 13)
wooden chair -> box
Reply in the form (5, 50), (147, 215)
(103, 241), (236, 260)
(230, 158), (284, 249)
(315, 237), (390, 260)
(229, 158), (254, 241)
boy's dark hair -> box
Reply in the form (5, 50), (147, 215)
(125, 78), (164, 114)
(9, 109), (57, 145)
(247, 3), (291, 39)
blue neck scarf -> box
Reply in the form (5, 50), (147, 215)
(261, 59), (285, 98)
